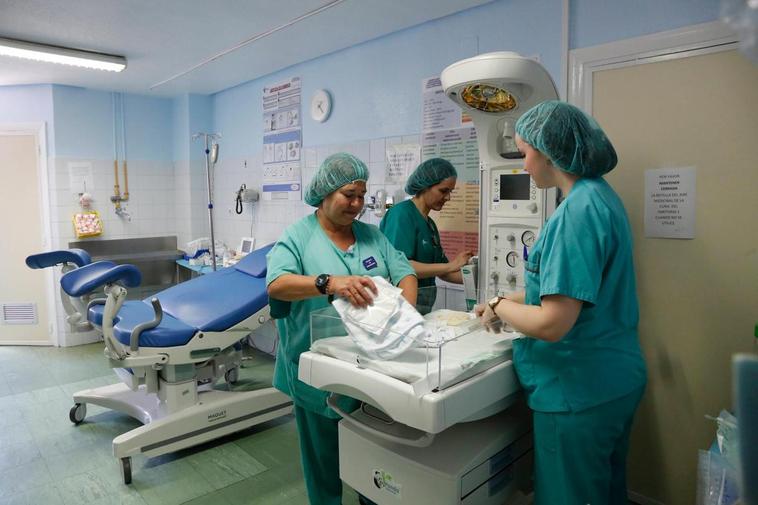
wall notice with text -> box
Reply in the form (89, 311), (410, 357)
(644, 167), (696, 239)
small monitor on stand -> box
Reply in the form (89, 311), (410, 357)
(238, 237), (256, 256)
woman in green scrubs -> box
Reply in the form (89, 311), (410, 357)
(477, 101), (647, 505)
(267, 152), (417, 505)
(379, 158), (474, 313)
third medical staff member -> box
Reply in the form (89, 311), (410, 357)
(267, 152), (416, 505)
(380, 158), (474, 313)
(477, 101), (647, 504)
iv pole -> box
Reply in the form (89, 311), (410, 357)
(192, 132), (221, 271)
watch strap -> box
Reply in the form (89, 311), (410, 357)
(489, 296), (504, 311)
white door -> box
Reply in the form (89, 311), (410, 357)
(574, 31), (758, 505)
(0, 131), (52, 345)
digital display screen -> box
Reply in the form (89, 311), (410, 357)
(499, 174), (531, 201)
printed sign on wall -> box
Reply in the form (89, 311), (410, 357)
(262, 76), (302, 200)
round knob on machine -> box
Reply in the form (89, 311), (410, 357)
(506, 273), (517, 283)
(527, 202), (538, 213)
(258, 315), (266, 324)
(490, 272), (499, 281)
(506, 234), (515, 242)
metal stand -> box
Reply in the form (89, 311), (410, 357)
(192, 132), (221, 271)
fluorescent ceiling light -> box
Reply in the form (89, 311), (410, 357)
(0, 37), (126, 72)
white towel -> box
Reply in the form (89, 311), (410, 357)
(332, 276), (429, 360)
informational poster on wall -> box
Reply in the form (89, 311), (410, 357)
(262, 76), (302, 200)
(385, 144), (421, 183)
(644, 166), (696, 239)
(67, 162), (93, 195)
(421, 76), (479, 259)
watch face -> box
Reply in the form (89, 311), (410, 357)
(489, 296), (500, 308)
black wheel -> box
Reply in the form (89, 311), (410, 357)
(121, 457), (132, 485)
(69, 403), (86, 424)
(225, 367), (239, 384)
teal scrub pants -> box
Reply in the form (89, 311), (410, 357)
(294, 405), (342, 505)
(533, 386), (645, 505)
(294, 405), (377, 505)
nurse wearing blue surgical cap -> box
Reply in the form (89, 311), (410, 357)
(477, 101), (647, 505)
(267, 152), (416, 505)
(380, 158), (474, 314)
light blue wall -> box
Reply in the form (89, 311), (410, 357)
(172, 94), (213, 161)
(212, 0), (563, 158)
(570, 0), (720, 49)
(1, 0), (723, 162)
(212, 0), (722, 158)
(52, 85), (174, 161)
(0, 84), (55, 156)
(172, 95), (190, 161)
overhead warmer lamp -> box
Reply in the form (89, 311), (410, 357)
(441, 52), (559, 305)
(441, 51), (557, 164)
(0, 36), (127, 72)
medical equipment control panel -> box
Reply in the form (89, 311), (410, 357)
(481, 163), (554, 300)
(487, 223), (539, 296)
(490, 168), (541, 217)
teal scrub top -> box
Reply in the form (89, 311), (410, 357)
(380, 199), (448, 313)
(266, 213), (416, 417)
(514, 178), (647, 413)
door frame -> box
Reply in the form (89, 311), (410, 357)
(0, 122), (57, 346)
(569, 21), (739, 112)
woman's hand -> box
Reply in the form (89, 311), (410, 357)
(329, 275), (378, 308)
(448, 250), (475, 272)
(475, 303), (503, 333)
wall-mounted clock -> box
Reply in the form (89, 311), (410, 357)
(310, 89), (332, 123)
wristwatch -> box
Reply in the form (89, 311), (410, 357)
(315, 273), (331, 295)
(488, 296), (504, 311)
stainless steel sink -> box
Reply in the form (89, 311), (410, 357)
(68, 236), (182, 298)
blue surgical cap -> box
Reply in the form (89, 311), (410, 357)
(515, 100), (617, 178)
(404, 158), (458, 195)
(304, 153), (369, 207)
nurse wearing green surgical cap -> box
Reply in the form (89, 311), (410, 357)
(476, 101), (647, 505)
(267, 152), (417, 505)
(380, 158), (474, 314)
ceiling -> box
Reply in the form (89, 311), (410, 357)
(0, 0), (492, 97)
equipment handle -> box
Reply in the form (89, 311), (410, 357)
(326, 393), (435, 448)
(130, 298), (163, 352)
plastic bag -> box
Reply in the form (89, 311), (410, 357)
(721, 0), (758, 64)
(697, 449), (740, 505)
(713, 410), (740, 469)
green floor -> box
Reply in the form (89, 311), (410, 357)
(0, 343), (363, 505)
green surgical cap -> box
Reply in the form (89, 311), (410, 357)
(304, 152), (369, 207)
(515, 100), (617, 178)
(404, 158), (458, 195)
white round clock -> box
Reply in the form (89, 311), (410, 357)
(310, 89), (332, 123)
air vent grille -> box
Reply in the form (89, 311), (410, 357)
(1, 303), (38, 325)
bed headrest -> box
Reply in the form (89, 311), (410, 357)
(233, 243), (274, 278)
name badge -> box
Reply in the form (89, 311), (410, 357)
(362, 256), (378, 270)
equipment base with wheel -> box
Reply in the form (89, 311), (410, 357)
(69, 382), (292, 484)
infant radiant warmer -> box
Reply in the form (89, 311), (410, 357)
(299, 288), (532, 504)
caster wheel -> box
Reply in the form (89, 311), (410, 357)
(120, 457), (132, 485)
(69, 403), (86, 424)
(225, 367), (239, 384)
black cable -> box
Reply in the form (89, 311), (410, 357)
(235, 184), (245, 215)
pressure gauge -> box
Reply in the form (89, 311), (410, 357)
(521, 230), (536, 247)
(505, 251), (519, 268)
